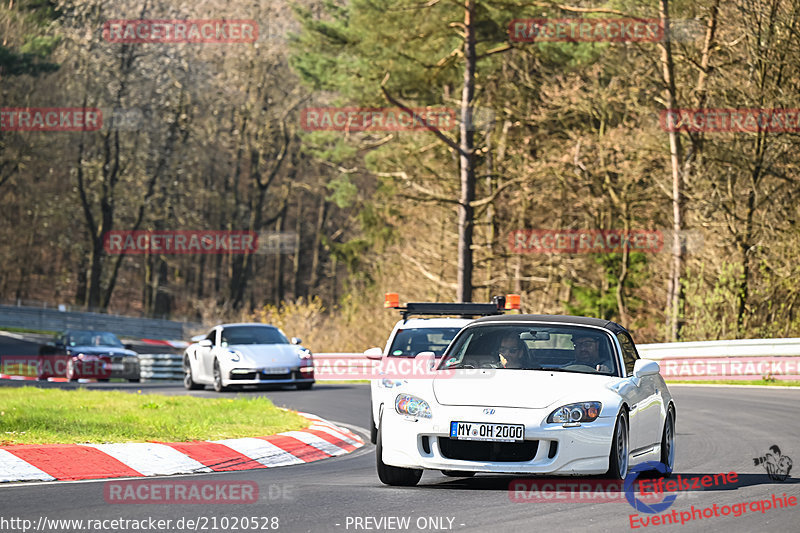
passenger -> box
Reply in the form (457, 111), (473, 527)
(496, 332), (530, 369)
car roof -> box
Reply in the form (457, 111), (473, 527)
(470, 314), (627, 334)
(63, 329), (116, 336)
(215, 323), (278, 329)
(395, 317), (474, 329)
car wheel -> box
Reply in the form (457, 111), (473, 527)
(605, 410), (629, 479)
(441, 471), (476, 477)
(376, 419), (422, 487)
(296, 382), (313, 390)
(128, 378), (141, 383)
(183, 357), (203, 390)
(659, 406), (676, 477)
(66, 360), (78, 382)
(213, 359), (229, 392)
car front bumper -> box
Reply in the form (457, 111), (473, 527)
(380, 404), (617, 475)
(226, 367), (315, 385)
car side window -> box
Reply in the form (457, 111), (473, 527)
(206, 330), (217, 346)
(616, 332), (639, 377)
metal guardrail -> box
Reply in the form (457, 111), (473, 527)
(0, 304), (195, 340)
(138, 353), (184, 382)
(637, 338), (800, 359)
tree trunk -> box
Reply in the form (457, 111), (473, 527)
(658, 0), (684, 341)
(457, 0), (477, 302)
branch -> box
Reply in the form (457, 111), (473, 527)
(470, 176), (527, 208)
(404, 253), (458, 290)
(518, 2), (629, 16)
(380, 75), (466, 157)
(375, 171), (460, 204)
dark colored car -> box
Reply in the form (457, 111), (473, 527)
(38, 330), (140, 382)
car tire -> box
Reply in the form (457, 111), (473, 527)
(441, 471), (475, 477)
(659, 406), (676, 477)
(128, 378), (141, 383)
(376, 419), (422, 487)
(296, 382), (313, 390)
(212, 359), (229, 392)
(369, 409), (378, 445)
(605, 410), (629, 480)
(183, 357), (203, 390)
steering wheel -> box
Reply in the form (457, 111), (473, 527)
(561, 364), (598, 372)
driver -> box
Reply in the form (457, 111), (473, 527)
(571, 334), (611, 373)
(496, 332), (530, 369)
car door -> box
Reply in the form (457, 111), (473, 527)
(617, 331), (662, 452)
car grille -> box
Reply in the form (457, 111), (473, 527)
(229, 371), (295, 381)
(438, 437), (539, 462)
(259, 371), (293, 381)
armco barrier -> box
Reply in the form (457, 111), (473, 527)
(638, 338), (800, 381)
(0, 304), (194, 340)
(138, 353), (184, 381)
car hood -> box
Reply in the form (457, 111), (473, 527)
(431, 370), (619, 409)
(230, 344), (302, 367)
(69, 346), (137, 357)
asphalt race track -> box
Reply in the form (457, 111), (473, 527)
(1, 335), (799, 533)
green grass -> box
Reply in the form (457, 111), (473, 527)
(0, 326), (57, 335)
(666, 379), (800, 387)
(0, 387), (308, 445)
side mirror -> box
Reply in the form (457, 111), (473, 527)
(197, 339), (213, 348)
(290, 337), (302, 345)
(633, 359), (660, 378)
(190, 334), (206, 343)
(417, 351), (437, 370)
(364, 347), (383, 361)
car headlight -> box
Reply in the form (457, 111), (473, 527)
(547, 402), (602, 424)
(395, 394), (432, 419)
(379, 379), (406, 388)
(227, 350), (242, 362)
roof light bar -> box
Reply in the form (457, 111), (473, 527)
(385, 293), (522, 320)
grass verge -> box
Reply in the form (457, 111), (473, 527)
(0, 387), (308, 445)
(666, 379), (800, 387)
(0, 327), (57, 335)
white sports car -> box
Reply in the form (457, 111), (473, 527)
(183, 323), (314, 392)
(376, 315), (675, 486)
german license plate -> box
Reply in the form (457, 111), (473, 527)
(262, 367), (288, 374)
(450, 421), (524, 442)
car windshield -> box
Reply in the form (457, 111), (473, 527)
(388, 327), (461, 357)
(439, 324), (619, 375)
(221, 326), (288, 345)
(67, 331), (123, 347)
